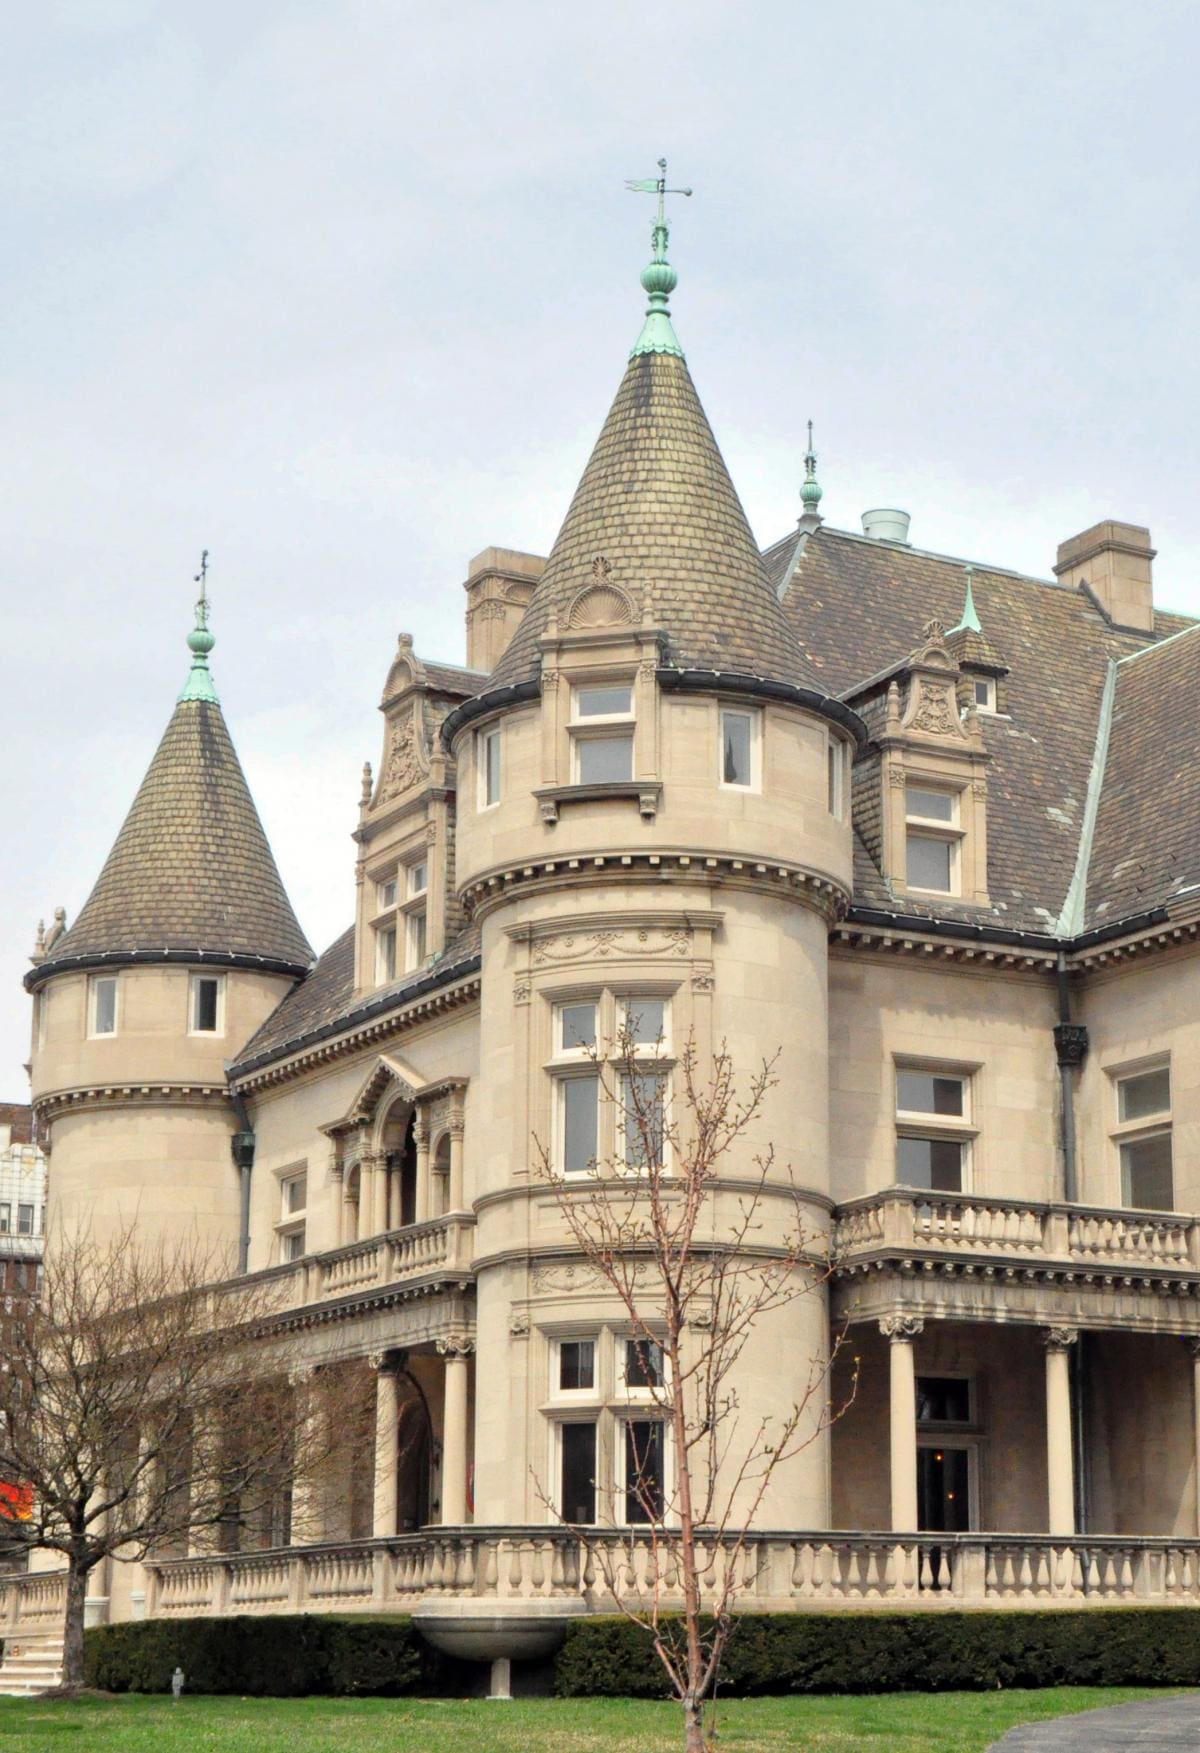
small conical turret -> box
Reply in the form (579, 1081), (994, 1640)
(948, 564), (983, 636)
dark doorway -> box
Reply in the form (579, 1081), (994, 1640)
(396, 1389), (432, 1529)
(386, 1115), (419, 1229)
(918, 1445), (971, 1532)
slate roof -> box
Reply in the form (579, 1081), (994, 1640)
(421, 661), (487, 697)
(230, 921), (482, 1076)
(1085, 627), (1200, 931)
(31, 696), (313, 985)
(770, 524), (1193, 937)
(489, 350), (823, 695)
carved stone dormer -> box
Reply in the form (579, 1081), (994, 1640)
(353, 634), (481, 995)
(877, 620), (991, 906)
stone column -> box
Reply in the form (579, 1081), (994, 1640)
(1188, 1339), (1200, 1536)
(448, 1115), (465, 1214)
(371, 1354), (400, 1539)
(436, 1335), (473, 1524)
(372, 1153), (390, 1237)
(1043, 1327), (1078, 1536)
(414, 1115), (432, 1226)
(880, 1316), (923, 1532)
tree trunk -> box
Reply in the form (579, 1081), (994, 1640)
(683, 1692), (708, 1752)
(60, 1559), (88, 1692)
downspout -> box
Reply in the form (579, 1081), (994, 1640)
(229, 1086), (255, 1275)
(1053, 953), (1090, 1534)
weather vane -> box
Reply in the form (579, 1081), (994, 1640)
(193, 549), (210, 628)
(625, 158), (692, 257)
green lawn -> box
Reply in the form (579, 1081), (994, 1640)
(0, 1690), (1173, 1751)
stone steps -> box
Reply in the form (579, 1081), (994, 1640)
(0, 1636), (64, 1695)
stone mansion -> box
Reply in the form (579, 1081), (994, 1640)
(14, 205), (1200, 1643)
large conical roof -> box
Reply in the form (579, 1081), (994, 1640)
(31, 643), (312, 984)
(490, 347), (822, 694)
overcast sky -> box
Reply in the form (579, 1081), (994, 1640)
(3, 0), (1198, 1093)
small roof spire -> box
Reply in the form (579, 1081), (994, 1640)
(800, 419), (823, 517)
(179, 549), (219, 704)
(948, 562), (983, 636)
(625, 157), (692, 360)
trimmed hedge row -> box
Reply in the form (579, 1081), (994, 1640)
(83, 1614), (463, 1697)
(555, 1609), (1200, 1696)
(85, 1606), (1200, 1697)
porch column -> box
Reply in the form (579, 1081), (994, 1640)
(437, 1335), (473, 1524)
(880, 1316), (922, 1532)
(1042, 1327), (1078, 1536)
(371, 1354), (399, 1539)
(372, 1153), (390, 1236)
(1188, 1338), (1200, 1536)
(414, 1114), (432, 1226)
(448, 1115), (465, 1213)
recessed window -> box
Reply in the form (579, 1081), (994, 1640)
(720, 708), (757, 789)
(557, 1339), (596, 1394)
(895, 1067), (972, 1192)
(621, 1069), (667, 1170)
(0, 1206), (11, 1235)
(905, 786), (961, 895)
(16, 1205), (34, 1239)
(277, 1171), (307, 1263)
(376, 926), (397, 985)
(479, 725), (502, 808)
(620, 1419), (666, 1524)
(917, 1376), (972, 1424)
(281, 1173), (307, 1217)
(406, 908), (427, 970)
(623, 1338), (665, 1392)
(827, 737), (847, 818)
(281, 1229), (306, 1263)
(559, 1423), (597, 1524)
(551, 992), (673, 1177)
(190, 975), (222, 1034)
(90, 976), (117, 1037)
(377, 877), (398, 910)
(408, 860), (428, 898)
(972, 678), (996, 713)
(571, 682), (635, 785)
(1113, 1064), (1173, 1210)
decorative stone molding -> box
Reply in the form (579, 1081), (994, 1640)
(508, 1311), (530, 1339)
(879, 1315), (925, 1342)
(1053, 1023), (1090, 1068)
(436, 1333), (475, 1361)
(566, 580), (636, 630)
(533, 779), (662, 825)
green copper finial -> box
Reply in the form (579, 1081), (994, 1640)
(801, 419), (823, 516)
(179, 548), (220, 704)
(626, 158), (692, 359)
(948, 563), (983, 636)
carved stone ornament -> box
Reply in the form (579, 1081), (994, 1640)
(513, 980), (531, 1005)
(887, 766), (909, 788)
(377, 711), (426, 803)
(368, 1350), (397, 1374)
(1041, 1326), (1079, 1351)
(509, 1311), (531, 1339)
(879, 1315), (924, 1341)
(532, 925), (690, 967)
(567, 579), (636, 630)
(907, 679), (962, 738)
(690, 969), (714, 993)
(436, 1333), (475, 1360)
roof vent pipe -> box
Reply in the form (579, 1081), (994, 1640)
(862, 508), (911, 544)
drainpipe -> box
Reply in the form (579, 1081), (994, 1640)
(229, 1086), (256, 1275)
(1052, 952), (1090, 1532)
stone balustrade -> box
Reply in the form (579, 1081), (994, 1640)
(117, 1528), (1200, 1623)
(220, 1214), (476, 1319)
(834, 1188), (1200, 1273)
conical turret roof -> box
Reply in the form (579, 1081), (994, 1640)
(490, 347), (823, 694)
(31, 625), (312, 985)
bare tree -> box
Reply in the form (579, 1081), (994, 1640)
(0, 1227), (371, 1691)
(534, 1029), (853, 1753)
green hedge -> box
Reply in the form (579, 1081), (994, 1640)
(554, 1609), (1200, 1697)
(83, 1614), (459, 1696)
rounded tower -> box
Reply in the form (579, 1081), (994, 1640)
(444, 191), (863, 1532)
(26, 589), (312, 1260)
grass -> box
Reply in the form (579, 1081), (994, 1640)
(0, 1689), (1175, 1751)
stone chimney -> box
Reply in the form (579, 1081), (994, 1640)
(1053, 521), (1156, 632)
(463, 547), (545, 673)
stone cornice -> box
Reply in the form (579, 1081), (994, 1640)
(833, 908), (1200, 975)
(34, 1082), (232, 1126)
(463, 847), (850, 925)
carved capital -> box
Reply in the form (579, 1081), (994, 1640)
(1041, 1326), (1079, 1352)
(508, 1311), (530, 1339)
(367, 1350), (397, 1375)
(436, 1333), (475, 1361)
(1184, 1336), (1200, 1360)
(879, 1315), (924, 1342)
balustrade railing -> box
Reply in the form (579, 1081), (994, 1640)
(834, 1189), (1200, 1272)
(129, 1528), (1200, 1623)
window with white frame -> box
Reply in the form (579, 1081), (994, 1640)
(277, 1169), (308, 1262)
(375, 924), (397, 985)
(894, 1066), (974, 1192)
(971, 676), (997, 714)
(904, 784), (963, 895)
(549, 992), (672, 1176)
(570, 682), (635, 784)
(377, 876), (398, 910)
(0, 1205), (11, 1235)
(89, 975), (118, 1037)
(827, 736), (847, 818)
(405, 907), (427, 970)
(719, 707), (758, 790)
(16, 1206), (33, 1238)
(1112, 1063), (1173, 1210)
(189, 974), (223, 1034)
(478, 724), (502, 808)
(545, 1328), (668, 1527)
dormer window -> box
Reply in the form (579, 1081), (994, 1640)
(408, 860), (428, 898)
(971, 677), (996, 714)
(571, 682), (634, 783)
(905, 785), (962, 895)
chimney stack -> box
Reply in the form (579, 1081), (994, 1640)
(1053, 521), (1156, 632)
(463, 547), (546, 673)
